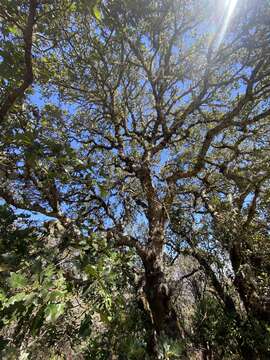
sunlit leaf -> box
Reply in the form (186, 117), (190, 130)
(92, 5), (101, 20)
(45, 303), (65, 322)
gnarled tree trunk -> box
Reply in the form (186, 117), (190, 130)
(143, 254), (181, 340)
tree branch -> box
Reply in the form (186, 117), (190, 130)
(0, 0), (37, 124)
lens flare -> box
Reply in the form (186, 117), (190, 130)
(215, 0), (238, 50)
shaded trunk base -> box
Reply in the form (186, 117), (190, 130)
(142, 258), (187, 358)
(144, 265), (181, 338)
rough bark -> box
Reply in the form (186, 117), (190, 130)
(142, 253), (182, 341)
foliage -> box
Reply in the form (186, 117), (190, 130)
(0, 0), (270, 358)
(0, 205), (147, 359)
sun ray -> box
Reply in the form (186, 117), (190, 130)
(215, 0), (238, 50)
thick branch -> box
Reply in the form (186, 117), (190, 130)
(107, 229), (146, 260)
(0, 0), (37, 124)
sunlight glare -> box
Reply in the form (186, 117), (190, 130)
(215, 0), (238, 50)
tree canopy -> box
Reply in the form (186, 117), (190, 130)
(0, 0), (270, 359)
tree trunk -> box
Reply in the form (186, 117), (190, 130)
(142, 254), (182, 341)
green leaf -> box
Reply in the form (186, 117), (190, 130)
(69, 3), (77, 12)
(48, 290), (67, 301)
(84, 264), (98, 277)
(45, 303), (65, 322)
(100, 311), (112, 325)
(9, 273), (28, 289)
(30, 308), (45, 336)
(99, 185), (108, 198)
(0, 290), (6, 302)
(92, 5), (101, 20)
(79, 314), (92, 338)
(7, 25), (20, 36)
(5, 292), (28, 306)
